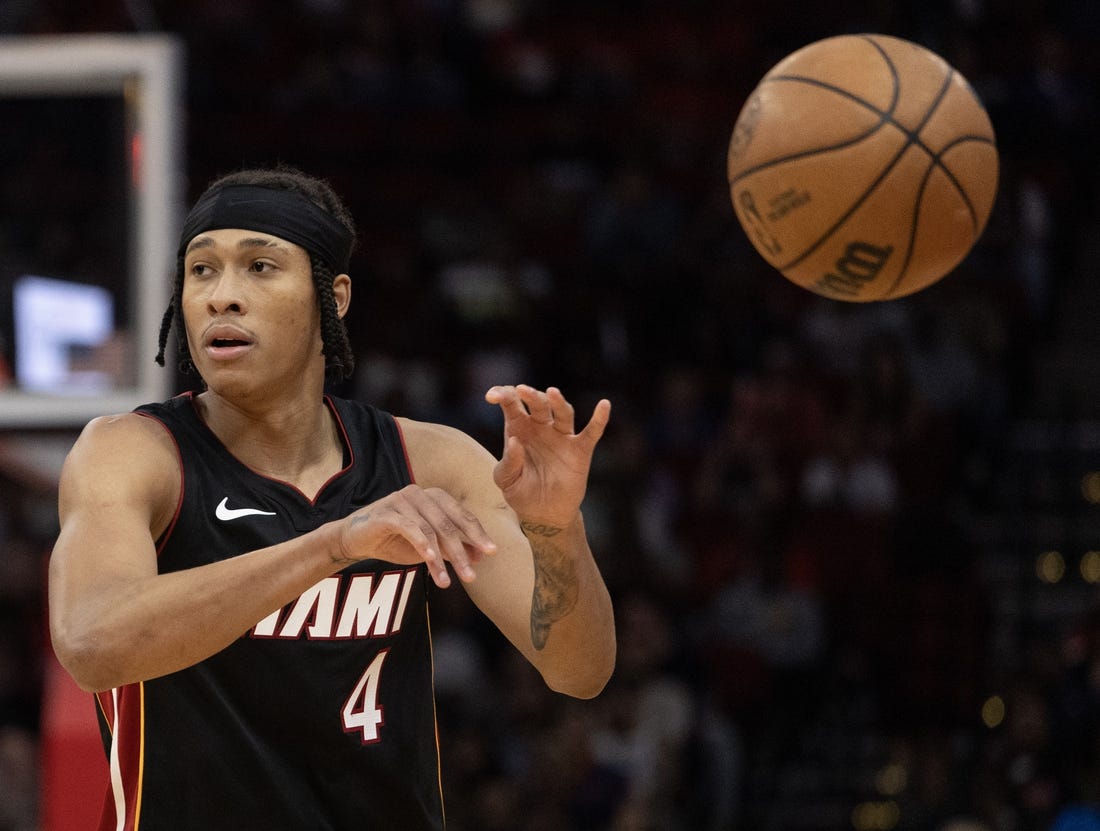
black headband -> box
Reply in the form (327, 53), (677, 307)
(178, 184), (353, 272)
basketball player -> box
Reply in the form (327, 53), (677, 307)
(47, 167), (615, 830)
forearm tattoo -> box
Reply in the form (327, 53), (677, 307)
(521, 521), (578, 650)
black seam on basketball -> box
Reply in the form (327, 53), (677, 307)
(930, 135), (996, 231)
(777, 60), (958, 275)
(885, 154), (939, 298)
(879, 66), (958, 296)
(883, 133), (995, 298)
(875, 66), (969, 297)
(729, 35), (900, 186)
(727, 73), (900, 185)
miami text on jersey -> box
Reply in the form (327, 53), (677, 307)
(250, 567), (420, 640)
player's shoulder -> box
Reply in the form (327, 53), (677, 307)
(79, 409), (175, 447)
(395, 415), (466, 442)
(395, 416), (495, 488)
(59, 409), (181, 528)
(395, 416), (488, 455)
(66, 410), (178, 477)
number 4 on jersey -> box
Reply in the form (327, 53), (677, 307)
(342, 650), (388, 743)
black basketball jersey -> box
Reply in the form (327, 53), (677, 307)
(93, 393), (444, 830)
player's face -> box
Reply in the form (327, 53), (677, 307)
(181, 228), (323, 395)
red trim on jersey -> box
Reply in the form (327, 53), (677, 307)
(316, 394), (356, 504)
(392, 417), (416, 484)
(393, 416), (440, 819)
(133, 406), (185, 555)
(96, 683), (145, 831)
(178, 392), (354, 506)
(393, 416), (440, 818)
(425, 602), (445, 827)
(95, 689), (115, 738)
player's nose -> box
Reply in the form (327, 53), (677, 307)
(205, 271), (248, 315)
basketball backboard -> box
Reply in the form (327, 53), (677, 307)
(0, 34), (183, 427)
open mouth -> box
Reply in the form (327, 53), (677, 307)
(211, 338), (250, 348)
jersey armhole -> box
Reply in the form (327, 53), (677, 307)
(391, 416), (416, 485)
(133, 410), (185, 553)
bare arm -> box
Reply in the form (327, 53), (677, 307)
(400, 385), (616, 699)
(50, 414), (495, 692)
(49, 414), (347, 690)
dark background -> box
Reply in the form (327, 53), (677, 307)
(1, 2), (1099, 830)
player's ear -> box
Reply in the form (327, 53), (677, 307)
(333, 273), (351, 319)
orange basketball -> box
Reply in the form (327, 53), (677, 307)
(727, 34), (999, 301)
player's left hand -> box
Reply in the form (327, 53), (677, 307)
(484, 385), (611, 528)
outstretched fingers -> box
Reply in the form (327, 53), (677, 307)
(486, 385), (611, 442)
(485, 385), (527, 421)
(403, 512), (453, 589)
(546, 387), (575, 433)
(486, 384), (566, 428)
(415, 487), (495, 584)
(519, 385), (554, 425)
(347, 486), (496, 590)
(577, 396), (612, 446)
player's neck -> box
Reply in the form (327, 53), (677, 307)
(194, 388), (345, 499)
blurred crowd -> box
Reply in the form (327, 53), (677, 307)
(2, 1), (1100, 829)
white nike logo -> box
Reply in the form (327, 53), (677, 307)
(215, 497), (277, 521)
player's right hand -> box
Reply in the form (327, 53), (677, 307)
(333, 484), (497, 588)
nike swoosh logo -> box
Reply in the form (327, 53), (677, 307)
(215, 497), (277, 521)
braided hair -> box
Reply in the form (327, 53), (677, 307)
(155, 166), (357, 380)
